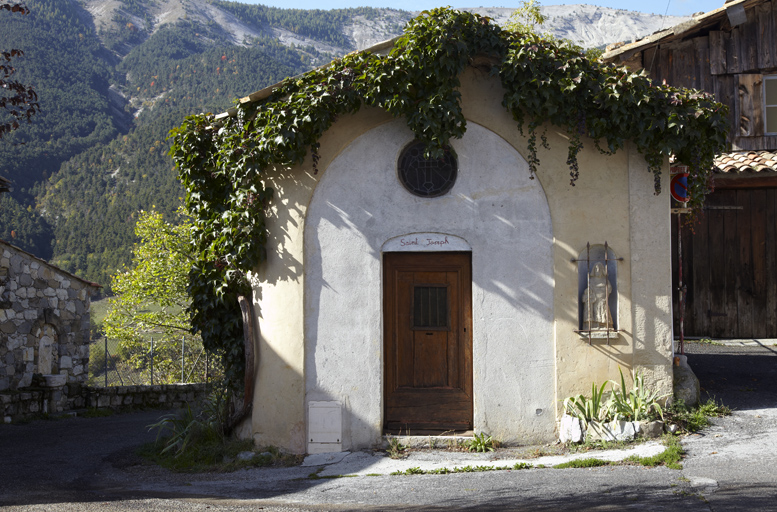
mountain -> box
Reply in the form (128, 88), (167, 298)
(470, 5), (689, 50)
(0, 0), (691, 292)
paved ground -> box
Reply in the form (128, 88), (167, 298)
(678, 340), (777, 511)
(0, 340), (775, 511)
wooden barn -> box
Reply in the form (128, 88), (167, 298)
(604, 0), (777, 339)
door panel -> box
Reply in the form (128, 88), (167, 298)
(384, 252), (472, 430)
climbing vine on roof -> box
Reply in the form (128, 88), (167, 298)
(169, 8), (728, 389)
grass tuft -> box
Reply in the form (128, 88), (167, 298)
(625, 435), (684, 469)
(553, 458), (609, 469)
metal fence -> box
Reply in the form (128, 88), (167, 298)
(88, 336), (222, 387)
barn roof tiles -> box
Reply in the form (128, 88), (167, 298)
(713, 151), (777, 174)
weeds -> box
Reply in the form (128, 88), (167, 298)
(553, 458), (610, 469)
(390, 462), (533, 476)
(568, 438), (633, 453)
(141, 389), (301, 472)
(531, 447), (551, 457)
(466, 432), (495, 452)
(386, 436), (407, 459)
(665, 397), (731, 433)
(625, 435), (684, 469)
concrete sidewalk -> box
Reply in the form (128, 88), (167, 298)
(301, 441), (667, 477)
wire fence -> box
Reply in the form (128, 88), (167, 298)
(88, 336), (223, 387)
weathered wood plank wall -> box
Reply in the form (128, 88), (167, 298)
(672, 188), (777, 338)
(640, 0), (777, 150)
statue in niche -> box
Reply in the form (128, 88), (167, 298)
(581, 262), (613, 330)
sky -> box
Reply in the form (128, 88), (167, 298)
(238, 0), (724, 17)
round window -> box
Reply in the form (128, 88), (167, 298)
(397, 141), (457, 198)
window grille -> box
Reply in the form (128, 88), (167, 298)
(398, 141), (457, 198)
(572, 242), (622, 345)
(412, 285), (449, 330)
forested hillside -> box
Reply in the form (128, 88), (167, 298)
(0, 0), (688, 292)
(0, 0), (357, 291)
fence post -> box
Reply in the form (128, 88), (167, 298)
(181, 336), (185, 383)
(104, 336), (108, 387)
(150, 337), (154, 385)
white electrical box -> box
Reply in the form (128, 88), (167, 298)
(307, 401), (342, 454)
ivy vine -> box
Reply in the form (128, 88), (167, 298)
(169, 8), (728, 389)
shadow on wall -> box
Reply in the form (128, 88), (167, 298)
(301, 120), (557, 447)
(259, 163), (318, 287)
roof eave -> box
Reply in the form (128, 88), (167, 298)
(601, 0), (753, 63)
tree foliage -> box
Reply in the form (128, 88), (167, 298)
(169, 8), (728, 389)
(0, 2), (39, 140)
(0, 193), (52, 257)
(504, 0), (546, 36)
(0, 0), (396, 285)
(103, 210), (215, 383)
(17, 16), (307, 286)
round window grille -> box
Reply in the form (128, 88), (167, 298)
(397, 141), (457, 198)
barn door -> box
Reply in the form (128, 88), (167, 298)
(383, 252), (472, 431)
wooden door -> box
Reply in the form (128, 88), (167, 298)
(383, 252), (472, 431)
(672, 187), (777, 338)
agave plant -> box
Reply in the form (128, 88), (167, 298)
(563, 380), (615, 428)
(610, 367), (669, 422)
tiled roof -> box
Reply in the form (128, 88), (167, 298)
(0, 176), (11, 193)
(713, 151), (777, 174)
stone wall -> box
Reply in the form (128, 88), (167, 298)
(0, 378), (85, 420)
(2, 382), (209, 422)
(0, 241), (98, 393)
(84, 383), (208, 410)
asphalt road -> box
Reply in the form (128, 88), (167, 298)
(0, 341), (774, 511)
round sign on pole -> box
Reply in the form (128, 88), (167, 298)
(670, 173), (689, 203)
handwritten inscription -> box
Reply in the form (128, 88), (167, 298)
(400, 236), (450, 247)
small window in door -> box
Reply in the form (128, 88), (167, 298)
(766, 76), (777, 134)
(413, 285), (449, 329)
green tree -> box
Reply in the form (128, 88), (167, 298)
(504, 0), (603, 59)
(104, 209), (216, 383)
(504, 0), (546, 35)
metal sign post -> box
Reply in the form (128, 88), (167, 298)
(671, 165), (689, 355)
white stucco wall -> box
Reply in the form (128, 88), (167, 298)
(249, 67), (673, 453)
(304, 120), (555, 450)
